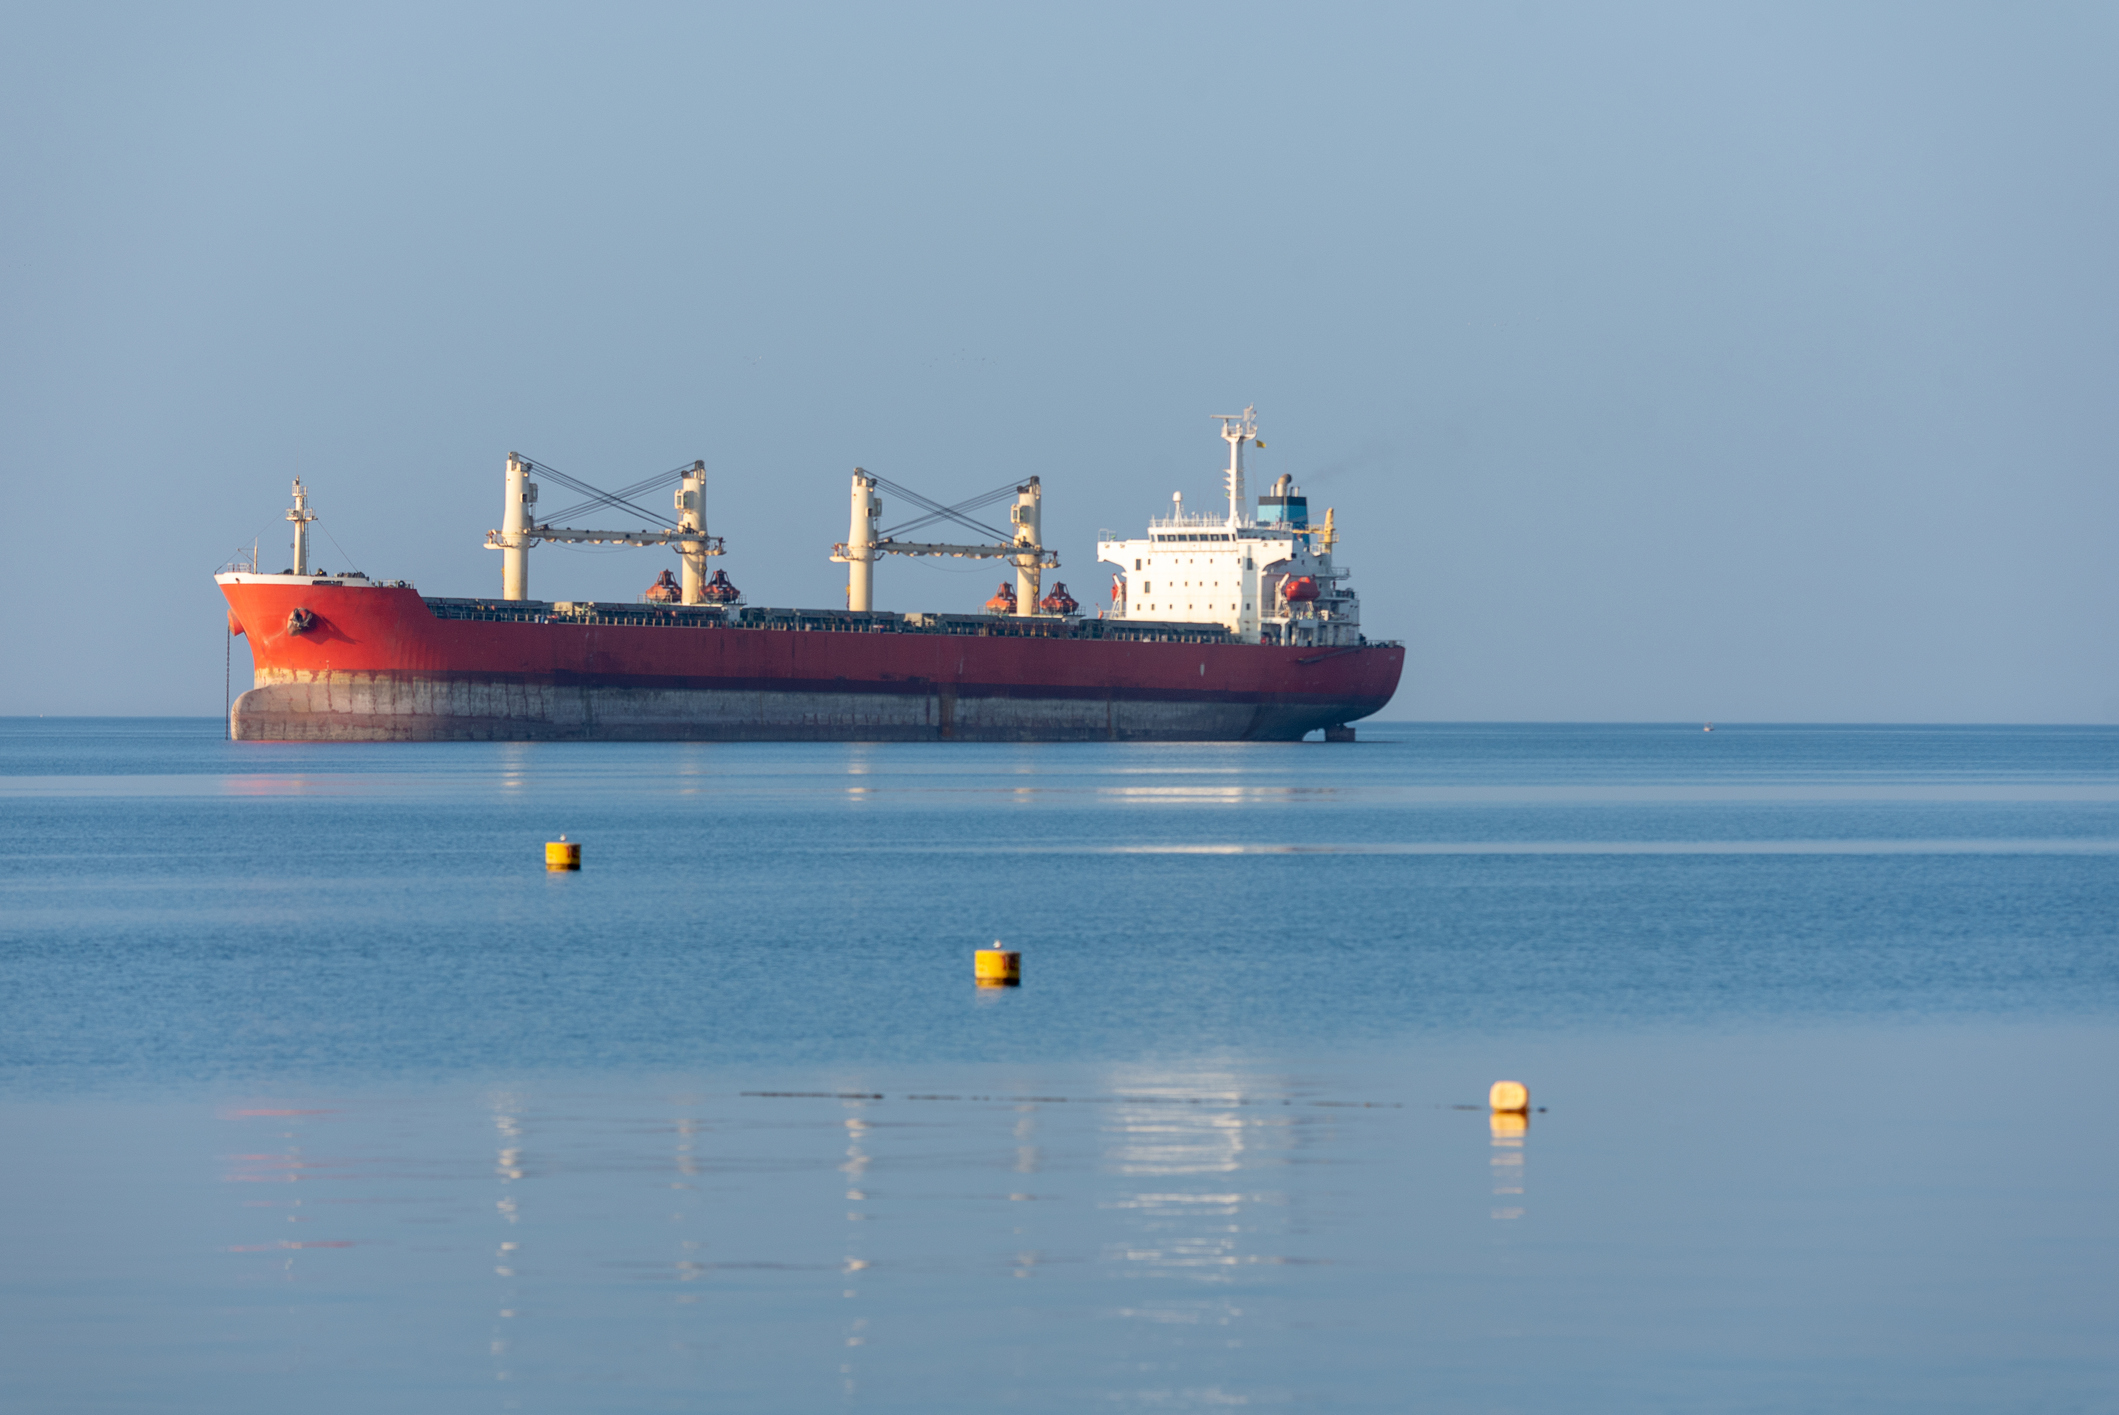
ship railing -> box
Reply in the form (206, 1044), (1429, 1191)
(415, 596), (1241, 644)
(1147, 512), (1252, 530)
(1096, 526), (1293, 548)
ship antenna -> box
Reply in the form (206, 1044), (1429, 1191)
(1213, 406), (1259, 527)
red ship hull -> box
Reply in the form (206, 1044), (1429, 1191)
(219, 581), (1403, 742)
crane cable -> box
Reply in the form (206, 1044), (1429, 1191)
(871, 474), (1020, 544)
(541, 463), (695, 526)
(523, 457), (695, 529)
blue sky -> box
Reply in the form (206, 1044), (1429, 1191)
(2, 2), (2113, 719)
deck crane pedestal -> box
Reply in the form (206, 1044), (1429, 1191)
(832, 470), (1060, 616)
(485, 453), (726, 604)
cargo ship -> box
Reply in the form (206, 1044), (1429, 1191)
(215, 409), (1403, 741)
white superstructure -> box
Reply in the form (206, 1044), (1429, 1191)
(1096, 407), (1362, 647)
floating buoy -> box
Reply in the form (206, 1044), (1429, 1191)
(975, 943), (1020, 988)
(545, 835), (580, 871)
(1489, 1080), (1529, 1113)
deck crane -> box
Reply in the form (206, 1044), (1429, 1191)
(833, 470), (1059, 616)
(485, 453), (726, 604)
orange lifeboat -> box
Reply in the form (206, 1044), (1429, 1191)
(1281, 575), (1320, 603)
(985, 582), (1018, 614)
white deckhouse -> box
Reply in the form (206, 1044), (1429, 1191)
(1096, 408), (1363, 648)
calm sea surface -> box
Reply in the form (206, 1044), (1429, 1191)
(1, 720), (2115, 1412)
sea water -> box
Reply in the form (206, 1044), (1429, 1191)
(0, 721), (2114, 1411)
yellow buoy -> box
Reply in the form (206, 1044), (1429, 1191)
(545, 835), (581, 871)
(975, 943), (1020, 988)
(1488, 1080), (1530, 1113)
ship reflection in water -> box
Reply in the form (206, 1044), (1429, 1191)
(1097, 1070), (1296, 1399)
(185, 1067), (1420, 1407)
(3, 722), (2110, 1408)
(0, 1021), (2100, 1408)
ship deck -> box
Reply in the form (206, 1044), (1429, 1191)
(419, 598), (1343, 647)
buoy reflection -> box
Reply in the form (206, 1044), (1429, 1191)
(1490, 1110), (1526, 1220)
